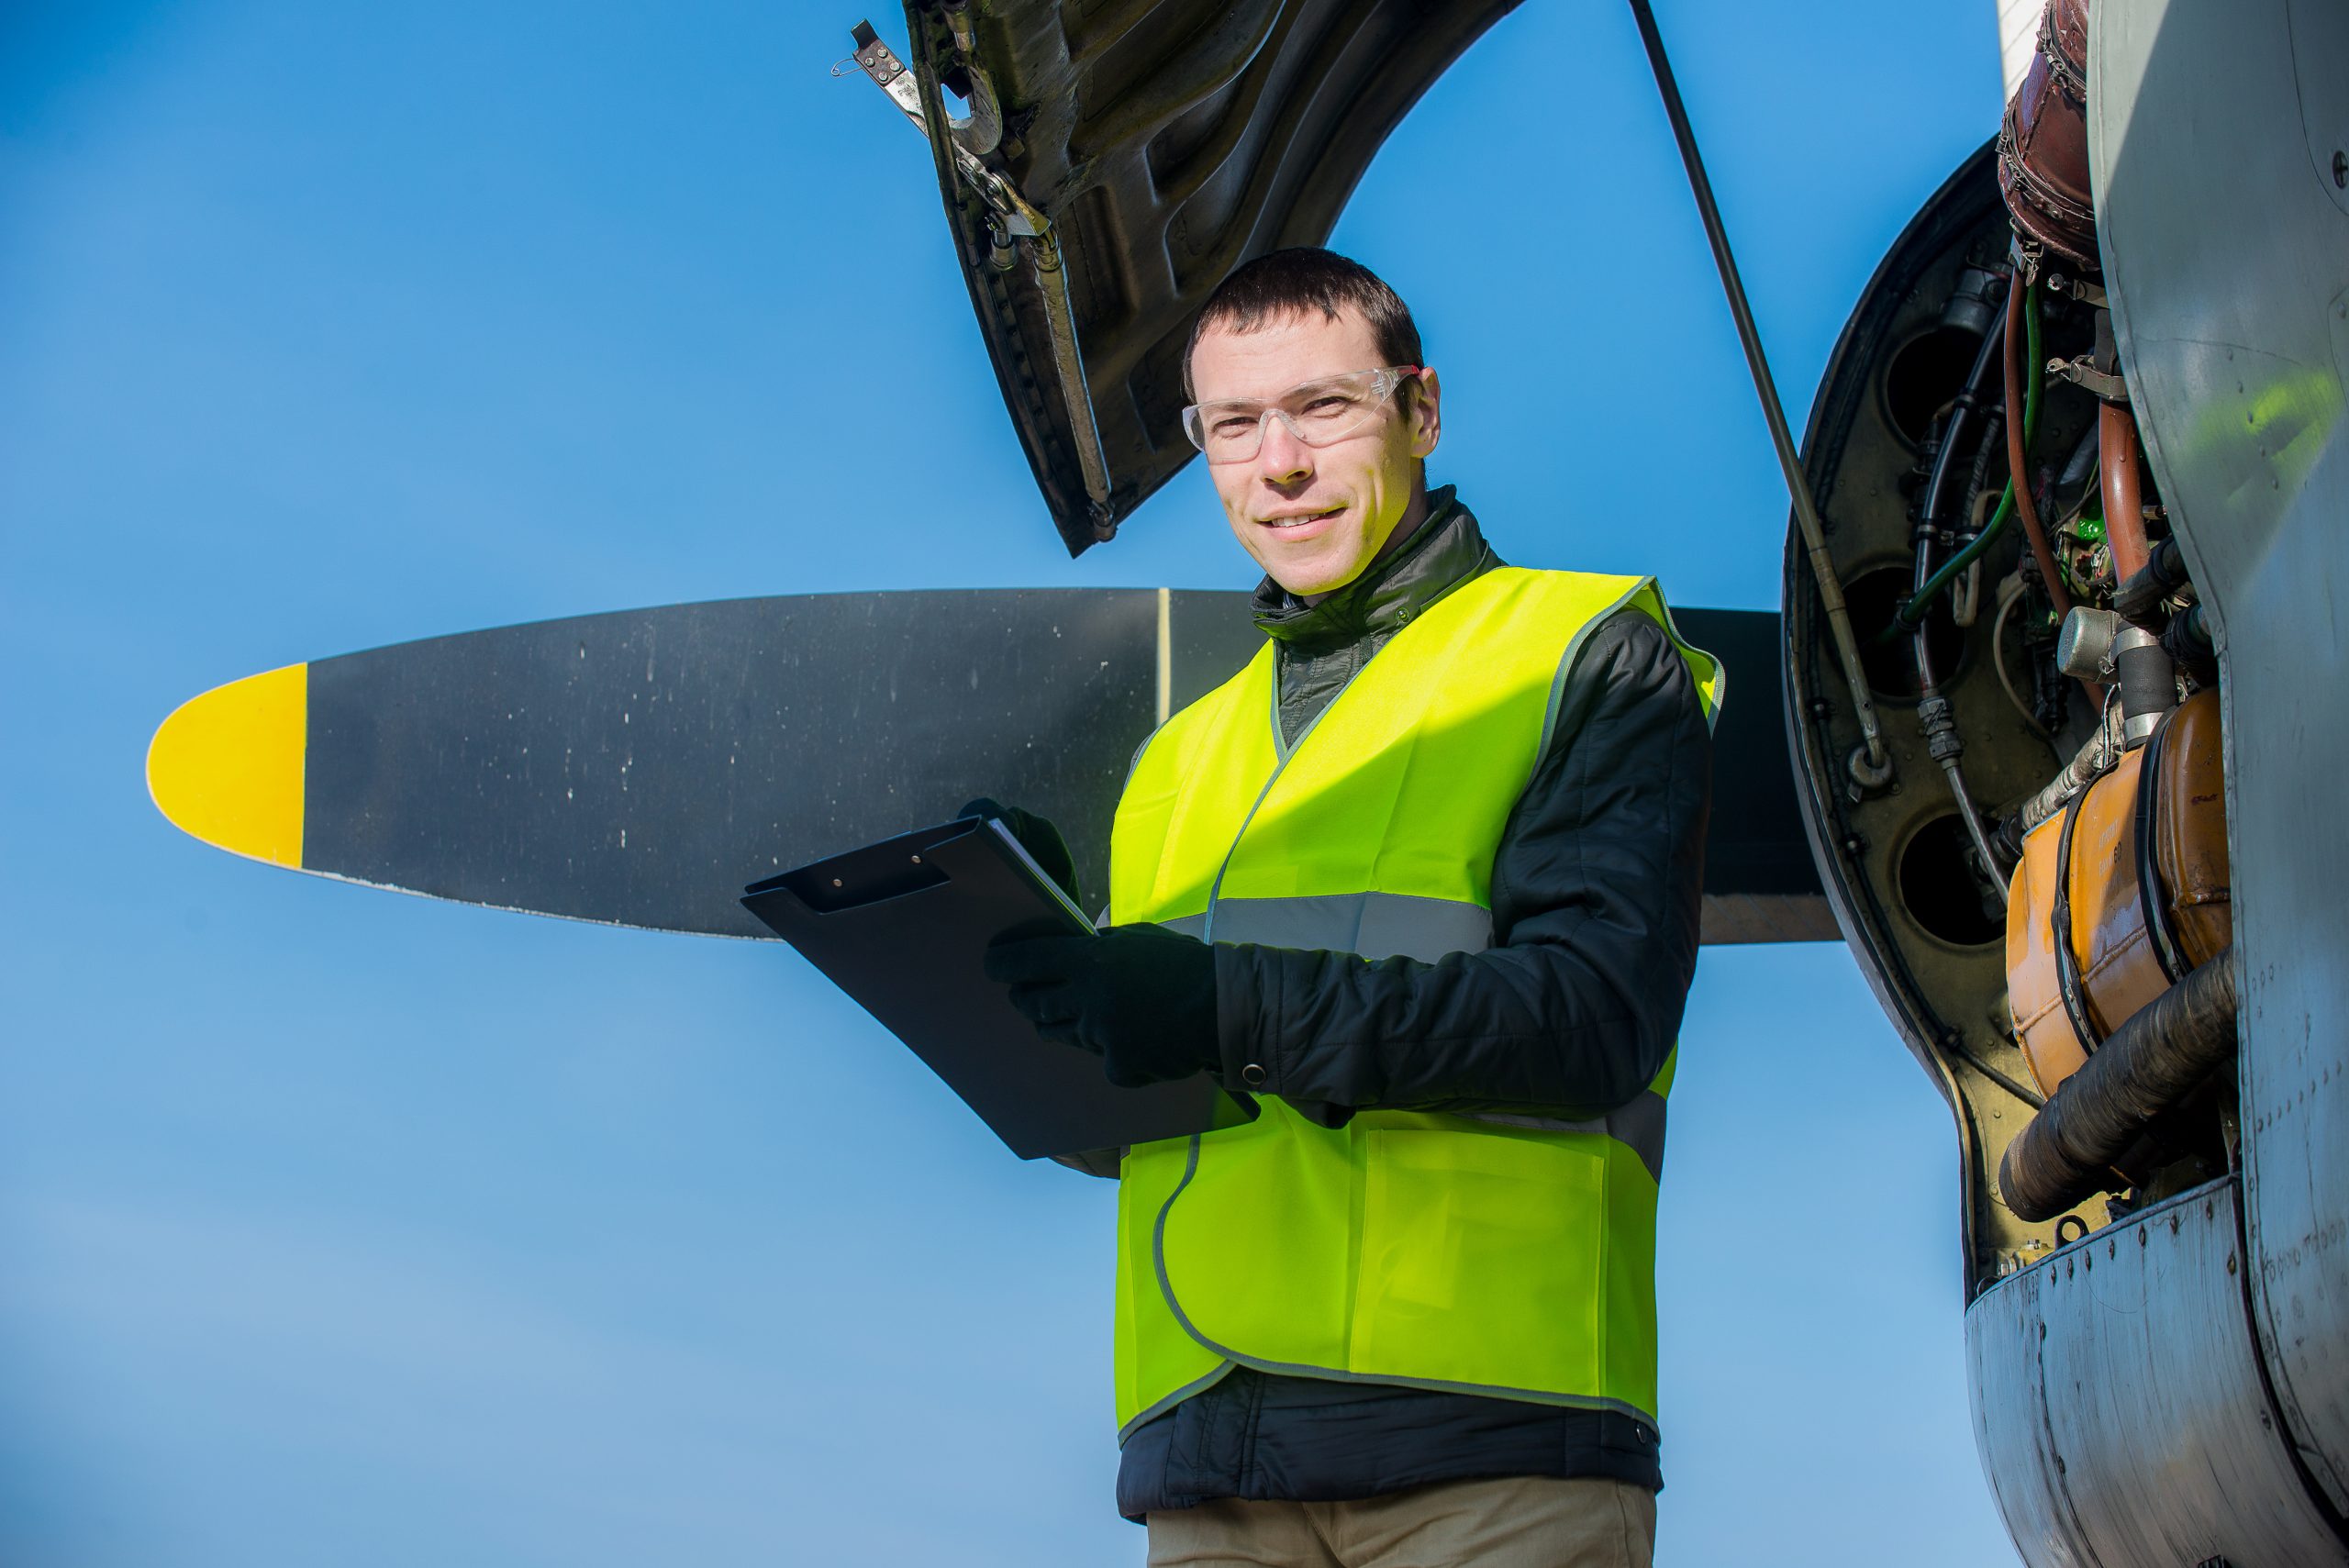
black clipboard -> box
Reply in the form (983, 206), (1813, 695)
(740, 818), (1250, 1160)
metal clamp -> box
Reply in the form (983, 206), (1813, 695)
(2035, 1), (2088, 104)
(2043, 272), (2110, 308)
(2047, 354), (2130, 402)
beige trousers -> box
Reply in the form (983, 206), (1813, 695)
(1144, 1475), (1656, 1568)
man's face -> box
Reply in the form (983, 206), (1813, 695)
(1187, 306), (1442, 599)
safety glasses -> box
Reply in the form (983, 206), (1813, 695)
(1180, 366), (1422, 463)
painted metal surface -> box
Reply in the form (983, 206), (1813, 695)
(2093, 0), (2349, 1520)
(1968, 1177), (2349, 1568)
(153, 593), (1827, 942)
(300, 588), (1162, 937)
(2007, 746), (2172, 1081)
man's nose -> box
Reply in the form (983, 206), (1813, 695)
(1254, 410), (1314, 482)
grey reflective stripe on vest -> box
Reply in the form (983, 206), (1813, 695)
(1203, 891), (1492, 963)
(1155, 893), (1665, 1183)
(1535, 574), (1723, 751)
(1461, 1089), (1668, 1185)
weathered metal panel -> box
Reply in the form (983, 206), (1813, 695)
(2091, 0), (2349, 1517)
(1968, 1178), (2348, 1568)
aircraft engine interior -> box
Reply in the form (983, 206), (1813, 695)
(1783, 0), (2235, 1289)
(1786, 1), (2349, 1559)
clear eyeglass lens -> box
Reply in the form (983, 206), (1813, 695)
(1185, 369), (1401, 461)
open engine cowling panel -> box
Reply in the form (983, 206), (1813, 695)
(896, 0), (1520, 554)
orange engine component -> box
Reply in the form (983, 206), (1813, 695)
(2007, 689), (2232, 1095)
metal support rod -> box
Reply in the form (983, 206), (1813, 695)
(1024, 228), (1116, 512)
(1625, 0), (1891, 784)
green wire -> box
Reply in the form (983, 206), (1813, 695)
(1884, 280), (2043, 635)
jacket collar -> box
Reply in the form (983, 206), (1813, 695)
(1250, 485), (1496, 650)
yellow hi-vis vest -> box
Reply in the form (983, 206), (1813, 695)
(1106, 566), (1720, 1440)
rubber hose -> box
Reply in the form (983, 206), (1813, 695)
(2116, 637), (2176, 725)
(2162, 603), (2219, 680)
(2113, 535), (2188, 628)
(2100, 402), (2150, 581)
(2008, 275), (2072, 620)
(1999, 949), (2239, 1223)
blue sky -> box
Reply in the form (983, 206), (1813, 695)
(1, 2), (2021, 1562)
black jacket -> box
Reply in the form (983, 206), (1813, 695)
(1118, 490), (1714, 1520)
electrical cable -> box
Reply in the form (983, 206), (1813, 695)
(1910, 314), (2015, 902)
(1953, 486), (1999, 627)
(1920, 303), (2009, 535)
(1893, 279), (2043, 628)
(1914, 591), (2014, 900)
(2006, 265), (2073, 621)
(1941, 754), (2012, 900)
(1991, 572), (2047, 732)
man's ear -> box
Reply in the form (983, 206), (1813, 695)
(1408, 369), (1442, 460)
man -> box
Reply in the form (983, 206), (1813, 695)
(981, 248), (1716, 1568)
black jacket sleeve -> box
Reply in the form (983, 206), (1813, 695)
(1211, 610), (1712, 1118)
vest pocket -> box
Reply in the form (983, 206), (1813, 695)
(1350, 1127), (1608, 1395)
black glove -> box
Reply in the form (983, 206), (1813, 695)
(958, 797), (1083, 912)
(984, 924), (1219, 1087)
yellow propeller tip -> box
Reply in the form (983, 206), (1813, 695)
(146, 663), (307, 868)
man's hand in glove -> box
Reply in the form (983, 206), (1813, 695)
(958, 797), (1084, 911)
(985, 924), (1219, 1088)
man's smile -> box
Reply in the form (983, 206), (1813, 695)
(1255, 503), (1346, 535)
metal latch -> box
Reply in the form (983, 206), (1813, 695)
(844, 21), (1114, 515)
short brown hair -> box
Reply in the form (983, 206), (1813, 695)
(1183, 248), (1423, 398)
